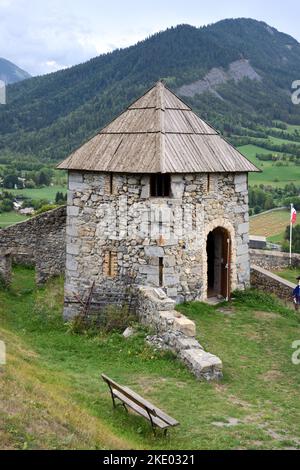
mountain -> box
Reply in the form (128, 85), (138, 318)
(1, 18), (300, 162)
(0, 58), (31, 85)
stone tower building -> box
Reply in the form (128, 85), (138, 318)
(58, 82), (259, 319)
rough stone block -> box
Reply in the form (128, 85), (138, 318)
(67, 206), (80, 216)
(0, 252), (12, 286)
(238, 222), (249, 235)
(66, 256), (78, 272)
(144, 246), (164, 257)
(141, 185), (150, 199)
(66, 243), (80, 255)
(69, 172), (83, 184)
(164, 255), (175, 267)
(180, 348), (223, 378)
(236, 244), (248, 256)
(164, 274), (179, 287)
(234, 174), (247, 185)
(235, 183), (247, 193)
(167, 287), (178, 298)
(139, 265), (158, 275)
(174, 336), (203, 351)
(173, 316), (196, 337)
(171, 181), (184, 199)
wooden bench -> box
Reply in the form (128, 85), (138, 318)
(101, 374), (179, 435)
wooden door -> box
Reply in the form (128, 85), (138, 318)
(221, 230), (231, 300)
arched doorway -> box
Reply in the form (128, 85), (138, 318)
(206, 227), (231, 300)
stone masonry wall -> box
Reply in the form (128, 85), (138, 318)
(136, 286), (223, 380)
(250, 249), (300, 271)
(0, 251), (12, 286)
(64, 171), (250, 319)
(0, 206), (66, 284)
(250, 265), (295, 302)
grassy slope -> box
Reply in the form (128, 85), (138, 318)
(250, 208), (300, 244)
(273, 268), (300, 283)
(1, 267), (300, 450)
(0, 184), (66, 228)
(249, 209), (291, 242)
(9, 185), (66, 201)
(238, 144), (300, 187)
(0, 211), (29, 228)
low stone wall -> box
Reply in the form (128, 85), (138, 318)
(0, 251), (12, 286)
(136, 286), (222, 380)
(250, 265), (294, 302)
(0, 206), (66, 284)
(250, 249), (300, 271)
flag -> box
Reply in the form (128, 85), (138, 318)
(291, 206), (297, 225)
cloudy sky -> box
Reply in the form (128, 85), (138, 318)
(1, 0), (300, 76)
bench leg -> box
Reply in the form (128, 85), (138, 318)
(145, 409), (157, 436)
(108, 385), (116, 408)
(122, 402), (128, 413)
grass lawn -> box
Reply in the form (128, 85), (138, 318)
(9, 185), (66, 202)
(273, 268), (300, 284)
(1, 267), (300, 450)
(250, 209), (291, 242)
(237, 145), (300, 188)
(0, 211), (29, 228)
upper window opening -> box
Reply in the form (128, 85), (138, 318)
(109, 173), (113, 194)
(207, 174), (211, 192)
(150, 174), (171, 197)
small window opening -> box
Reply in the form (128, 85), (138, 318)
(104, 251), (117, 278)
(150, 174), (170, 197)
(207, 174), (211, 192)
(159, 257), (164, 287)
(108, 251), (113, 277)
(109, 173), (113, 194)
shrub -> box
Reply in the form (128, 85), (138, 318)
(100, 304), (136, 333)
(232, 288), (293, 316)
(34, 204), (58, 215)
(68, 303), (136, 336)
(283, 224), (300, 254)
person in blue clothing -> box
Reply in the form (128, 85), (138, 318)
(293, 276), (300, 311)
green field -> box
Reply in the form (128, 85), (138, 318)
(0, 211), (29, 228)
(273, 123), (300, 135)
(273, 268), (300, 284)
(238, 144), (300, 187)
(250, 209), (292, 244)
(1, 267), (300, 450)
(9, 184), (66, 201)
(268, 135), (300, 147)
(0, 184), (66, 228)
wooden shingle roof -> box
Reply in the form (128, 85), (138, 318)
(57, 81), (259, 174)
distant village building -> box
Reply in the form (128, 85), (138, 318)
(58, 82), (259, 319)
(19, 207), (34, 216)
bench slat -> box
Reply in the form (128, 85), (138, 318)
(102, 374), (156, 415)
(101, 374), (179, 430)
(112, 389), (169, 429)
(122, 386), (179, 426)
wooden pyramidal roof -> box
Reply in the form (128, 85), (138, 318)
(57, 81), (259, 173)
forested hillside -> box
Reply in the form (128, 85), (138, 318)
(1, 18), (300, 161)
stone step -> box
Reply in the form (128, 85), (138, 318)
(172, 315), (196, 337)
(158, 310), (196, 337)
(180, 348), (222, 380)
